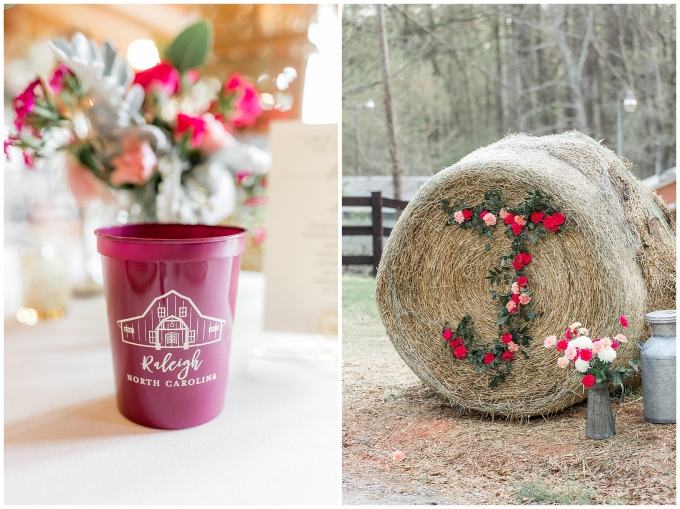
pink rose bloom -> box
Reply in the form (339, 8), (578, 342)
(569, 322), (582, 331)
(514, 215), (527, 226)
(507, 341), (519, 353)
(245, 196), (268, 207)
(483, 213), (497, 226)
(252, 226), (267, 246)
(578, 328), (589, 336)
(13, 79), (41, 132)
(225, 73), (262, 127)
(557, 357), (570, 369)
(565, 345), (577, 360)
(176, 113), (208, 149)
(511, 282), (520, 294)
(543, 335), (557, 348)
(65, 155), (115, 207)
(506, 301), (517, 313)
(133, 62), (180, 95)
(109, 136), (157, 186)
(600, 337), (612, 348)
(614, 334), (628, 344)
(202, 115), (235, 155)
(453, 210), (465, 223)
(49, 63), (74, 94)
(591, 341), (604, 354)
(519, 294), (531, 305)
(499, 208), (509, 219)
(392, 450), (405, 461)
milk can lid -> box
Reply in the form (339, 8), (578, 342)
(645, 309), (676, 324)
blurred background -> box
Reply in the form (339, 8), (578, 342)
(4, 4), (338, 320)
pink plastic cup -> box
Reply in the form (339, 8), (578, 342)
(96, 224), (247, 429)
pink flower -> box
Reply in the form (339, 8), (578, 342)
(201, 115), (235, 155)
(516, 276), (528, 287)
(556, 340), (568, 352)
(133, 62), (180, 95)
(48, 64), (73, 94)
(507, 341), (519, 353)
(392, 450), (405, 461)
(12, 79), (41, 132)
(109, 136), (157, 186)
(578, 349), (593, 361)
(499, 209), (509, 219)
(600, 337), (612, 348)
(569, 322), (582, 331)
(514, 215), (527, 226)
(186, 69), (201, 84)
(480, 210), (488, 219)
(565, 345), (577, 360)
(511, 282), (520, 294)
(611, 341), (619, 350)
(557, 357), (570, 369)
(543, 335), (557, 348)
(236, 170), (254, 183)
(519, 294), (531, 305)
(443, 329), (453, 341)
(591, 341), (604, 354)
(224, 73), (262, 127)
(619, 316), (629, 328)
(483, 213), (497, 226)
(65, 155), (115, 207)
(614, 334), (628, 344)
(578, 328), (589, 336)
(176, 113), (208, 148)
(506, 301), (517, 313)
(252, 226), (267, 246)
(245, 196), (268, 207)
(453, 210), (465, 223)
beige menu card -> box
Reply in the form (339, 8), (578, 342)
(262, 121), (338, 335)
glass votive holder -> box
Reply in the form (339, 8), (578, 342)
(17, 244), (70, 324)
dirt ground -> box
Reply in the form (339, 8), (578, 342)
(342, 276), (676, 505)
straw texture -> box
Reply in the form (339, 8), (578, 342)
(375, 131), (676, 417)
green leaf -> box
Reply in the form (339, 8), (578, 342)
(485, 242), (491, 251)
(165, 20), (213, 73)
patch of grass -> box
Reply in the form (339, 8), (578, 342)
(514, 479), (596, 505)
(342, 275), (379, 320)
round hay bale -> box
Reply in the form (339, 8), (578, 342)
(376, 131), (676, 417)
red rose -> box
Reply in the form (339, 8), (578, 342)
(483, 353), (495, 365)
(565, 329), (573, 340)
(461, 209), (472, 221)
(516, 276), (528, 287)
(175, 113), (208, 148)
(619, 316), (628, 328)
(581, 374), (596, 388)
(611, 341), (619, 350)
(543, 215), (559, 233)
(450, 337), (463, 348)
(530, 211), (544, 223)
(453, 345), (467, 359)
(512, 258), (523, 271)
(552, 212), (565, 226)
(501, 351), (514, 361)
(480, 210), (489, 219)
(510, 294), (520, 304)
(504, 213), (515, 225)
(133, 62), (180, 95)
(556, 340), (568, 352)
(511, 223), (523, 235)
(223, 73), (263, 127)
(443, 329), (452, 341)
(579, 349), (593, 361)
(519, 253), (532, 265)
(502, 333), (513, 344)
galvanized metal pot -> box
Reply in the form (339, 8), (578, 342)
(638, 310), (676, 424)
(586, 381), (622, 440)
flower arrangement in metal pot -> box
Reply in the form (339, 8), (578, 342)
(5, 20), (281, 242)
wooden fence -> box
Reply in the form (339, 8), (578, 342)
(342, 191), (409, 271)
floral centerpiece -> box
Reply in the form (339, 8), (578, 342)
(544, 316), (639, 387)
(5, 21), (275, 243)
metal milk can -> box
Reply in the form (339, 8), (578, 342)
(637, 310), (676, 424)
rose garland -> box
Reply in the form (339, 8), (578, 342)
(440, 190), (566, 387)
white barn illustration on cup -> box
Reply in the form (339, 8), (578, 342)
(118, 290), (226, 350)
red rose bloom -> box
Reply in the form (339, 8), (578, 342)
(449, 337), (463, 348)
(480, 210), (489, 219)
(519, 253), (532, 265)
(501, 351), (514, 361)
(582, 374), (596, 388)
(511, 223), (523, 235)
(175, 113), (208, 148)
(483, 353), (495, 365)
(516, 276), (528, 287)
(133, 62), (180, 95)
(556, 340), (568, 352)
(502, 333), (513, 344)
(443, 329), (452, 341)
(579, 349), (593, 361)
(504, 213), (515, 225)
(565, 329), (573, 340)
(530, 211), (544, 223)
(453, 345), (467, 359)
(462, 209), (473, 221)
(511, 258), (523, 271)
(619, 316), (628, 328)
(510, 294), (520, 304)
(611, 341), (619, 350)
(552, 212), (565, 226)
(543, 215), (559, 233)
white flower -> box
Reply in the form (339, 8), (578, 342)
(569, 321), (582, 331)
(578, 328), (589, 336)
(574, 359), (590, 373)
(597, 347), (617, 363)
(570, 336), (593, 350)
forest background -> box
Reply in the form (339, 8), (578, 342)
(342, 4), (676, 188)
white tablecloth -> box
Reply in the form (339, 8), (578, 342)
(5, 271), (339, 504)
